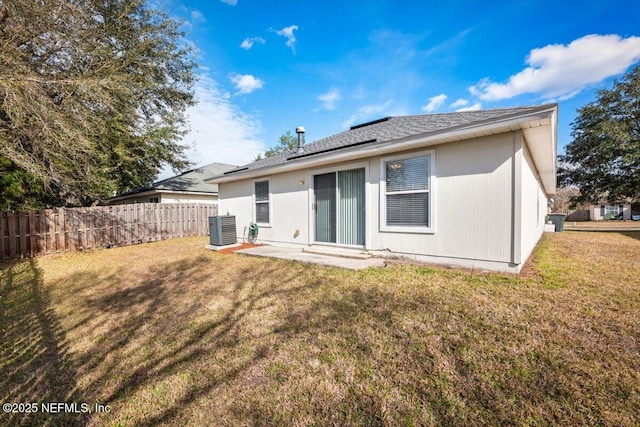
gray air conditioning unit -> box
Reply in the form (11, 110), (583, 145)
(209, 215), (237, 246)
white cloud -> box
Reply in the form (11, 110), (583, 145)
(240, 36), (266, 50)
(155, 74), (264, 179)
(450, 98), (469, 108)
(455, 103), (482, 112)
(220, 0), (237, 5)
(317, 87), (341, 110)
(470, 34), (640, 101)
(342, 100), (393, 128)
(229, 73), (264, 94)
(352, 86), (366, 100)
(421, 94), (447, 112)
(190, 10), (206, 23)
(276, 25), (299, 53)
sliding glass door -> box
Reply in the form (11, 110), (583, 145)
(314, 168), (365, 246)
(314, 173), (336, 243)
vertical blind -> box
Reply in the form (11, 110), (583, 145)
(314, 169), (365, 245)
(385, 155), (430, 227)
(314, 173), (336, 243)
(338, 169), (365, 245)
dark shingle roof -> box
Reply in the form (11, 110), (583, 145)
(152, 162), (236, 193)
(220, 104), (555, 177)
(119, 162), (236, 197)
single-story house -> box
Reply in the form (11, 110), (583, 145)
(590, 203), (632, 220)
(206, 104), (558, 273)
(108, 162), (236, 205)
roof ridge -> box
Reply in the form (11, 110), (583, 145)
(280, 104), (557, 152)
(220, 104), (558, 177)
(387, 104), (555, 120)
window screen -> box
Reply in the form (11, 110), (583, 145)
(255, 180), (269, 223)
(255, 181), (269, 201)
(386, 193), (429, 226)
(386, 156), (429, 192)
(384, 155), (430, 228)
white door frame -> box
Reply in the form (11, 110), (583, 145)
(308, 161), (369, 248)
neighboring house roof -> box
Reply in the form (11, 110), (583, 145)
(108, 162), (237, 203)
(207, 104), (558, 194)
(592, 201), (633, 205)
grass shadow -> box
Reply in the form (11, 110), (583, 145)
(620, 231), (640, 241)
(0, 259), (88, 427)
(4, 232), (639, 426)
(44, 252), (327, 426)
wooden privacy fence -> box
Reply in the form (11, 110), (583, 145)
(0, 203), (218, 261)
(566, 209), (591, 222)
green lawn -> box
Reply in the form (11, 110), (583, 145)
(1, 231), (639, 426)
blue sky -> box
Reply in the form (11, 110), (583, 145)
(157, 0), (640, 176)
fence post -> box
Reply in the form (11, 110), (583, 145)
(99, 206), (106, 247)
(109, 205), (116, 246)
(28, 210), (37, 257)
(55, 207), (64, 253)
(18, 212), (28, 258)
(17, 212), (24, 258)
(136, 204), (142, 243)
(7, 211), (17, 258)
(67, 208), (77, 252)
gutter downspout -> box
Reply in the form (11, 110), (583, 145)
(511, 130), (523, 266)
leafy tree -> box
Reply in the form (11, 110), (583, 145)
(550, 187), (582, 212)
(255, 131), (299, 160)
(559, 65), (640, 204)
(0, 0), (196, 208)
(0, 156), (43, 210)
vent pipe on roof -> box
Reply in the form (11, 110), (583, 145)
(295, 126), (305, 154)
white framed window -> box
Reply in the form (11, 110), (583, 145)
(380, 150), (435, 233)
(602, 205), (623, 219)
(254, 178), (271, 226)
(149, 196), (159, 203)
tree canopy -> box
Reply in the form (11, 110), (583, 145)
(559, 65), (640, 204)
(0, 0), (196, 209)
(255, 131), (298, 160)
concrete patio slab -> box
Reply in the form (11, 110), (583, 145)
(205, 243), (241, 251)
(302, 246), (373, 259)
(235, 245), (386, 270)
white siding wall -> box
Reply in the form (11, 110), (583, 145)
(218, 180), (253, 238)
(160, 193), (217, 204)
(368, 133), (515, 266)
(111, 192), (217, 205)
(269, 171), (311, 245)
(218, 132), (539, 272)
(519, 137), (547, 265)
(219, 170), (310, 245)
